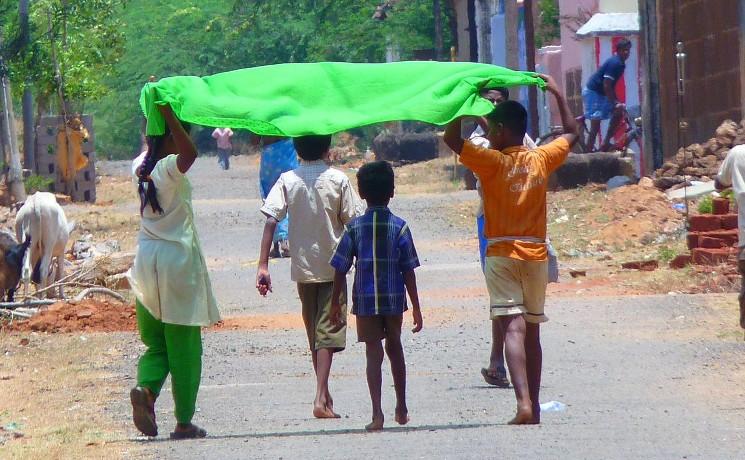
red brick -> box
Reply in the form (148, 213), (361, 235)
(691, 248), (732, 265)
(669, 254), (691, 269)
(686, 232), (700, 249)
(699, 229), (739, 246)
(621, 260), (659, 271)
(689, 214), (721, 232)
(720, 213), (739, 230)
(699, 236), (729, 249)
(712, 198), (730, 215)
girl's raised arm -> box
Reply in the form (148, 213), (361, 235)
(158, 104), (198, 173)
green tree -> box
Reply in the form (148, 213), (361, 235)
(4, 0), (127, 112)
(89, 0), (454, 159)
(536, 0), (560, 48)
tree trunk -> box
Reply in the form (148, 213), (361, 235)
(433, 0), (443, 60)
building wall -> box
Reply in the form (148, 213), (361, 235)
(598, 0), (637, 13)
(655, 0), (742, 158)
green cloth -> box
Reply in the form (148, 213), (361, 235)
(140, 61), (545, 136)
(136, 300), (203, 425)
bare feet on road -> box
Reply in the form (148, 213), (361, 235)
(395, 405), (409, 425)
(508, 404), (536, 425)
(365, 413), (384, 431)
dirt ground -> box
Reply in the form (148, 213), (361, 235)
(0, 332), (140, 459)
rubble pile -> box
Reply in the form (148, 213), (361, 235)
(654, 119), (745, 190)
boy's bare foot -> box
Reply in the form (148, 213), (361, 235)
(508, 404), (535, 425)
(365, 414), (384, 431)
(313, 403), (339, 419)
(394, 405), (409, 425)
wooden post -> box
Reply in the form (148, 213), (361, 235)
(639, 0), (663, 174)
(524, 0), (539, 138)
(451, 45), (457, 182)
(433, 0), (443, 60)
(505, 0), (519, 70)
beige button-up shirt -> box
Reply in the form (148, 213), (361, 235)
(261, 160), (363, 282)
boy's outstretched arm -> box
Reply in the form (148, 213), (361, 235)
(329, 270), (347, 327)
(444, 117), (465, 154)
(539, 74), (578, 147)
(256, 216), (278, 296)
(403, 270), (423, 333)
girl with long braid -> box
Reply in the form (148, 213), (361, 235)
(127, 104), (220, 439)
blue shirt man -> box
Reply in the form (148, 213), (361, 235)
(582, 38), (632, 152)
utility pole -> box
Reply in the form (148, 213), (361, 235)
(0, 28), (28, 203)
(20, 0), (34, 171)
(524, 0), (539, 138)
(433, 0), (443, 60)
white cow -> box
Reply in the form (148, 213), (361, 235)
(15, 192), (74, 298)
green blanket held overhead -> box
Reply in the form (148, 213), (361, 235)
(140, 61), (545, 137)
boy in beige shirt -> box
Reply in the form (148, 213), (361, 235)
(256, 134), (363, 418)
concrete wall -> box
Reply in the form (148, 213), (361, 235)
(599, 0), (637, 13)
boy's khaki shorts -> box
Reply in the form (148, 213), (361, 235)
(484, 256), (548, 324)
(297, 282), (347, 351)
(356, 314), (403, 342)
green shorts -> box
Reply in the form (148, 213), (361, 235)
(297, 281), (347, 351)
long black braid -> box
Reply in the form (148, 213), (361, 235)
(138, 134), (166, 215)
(138, 119), (192, 215)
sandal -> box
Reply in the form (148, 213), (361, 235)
(481, 368), (510, 388)
(130, 386), (158, 437)
(170, 424), (207, 440)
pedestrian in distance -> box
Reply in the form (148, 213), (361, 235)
(212, 127), (234, 170)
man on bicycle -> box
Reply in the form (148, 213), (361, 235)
(582, 38), (632, 152)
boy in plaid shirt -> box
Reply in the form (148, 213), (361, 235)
(330, 161), (423, 431)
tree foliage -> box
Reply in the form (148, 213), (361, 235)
(2, 0), (127, 111)
(88, 0), (453, 159)
(536, 0), (560, 49)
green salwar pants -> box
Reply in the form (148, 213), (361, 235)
(136, 300), (202, 425)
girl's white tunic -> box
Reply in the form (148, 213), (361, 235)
(127, 154), (221, 326)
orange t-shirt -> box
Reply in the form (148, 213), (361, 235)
(460, 137), (570, 261)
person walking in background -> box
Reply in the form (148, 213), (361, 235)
(212, 127), (234, 170)
(259, 136), (299, 258)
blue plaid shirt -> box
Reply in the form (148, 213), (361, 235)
(330, 206), (420, 317)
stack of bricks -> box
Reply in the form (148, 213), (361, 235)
(671, 197), (739, 268)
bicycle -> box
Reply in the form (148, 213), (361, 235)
(536, 104), (642, 155)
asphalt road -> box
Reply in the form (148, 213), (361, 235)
(105, 156), (745, 459)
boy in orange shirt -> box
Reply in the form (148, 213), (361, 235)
(444, 75), (577, 424)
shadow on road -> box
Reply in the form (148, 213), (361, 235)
(128, 421), (517, 443)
